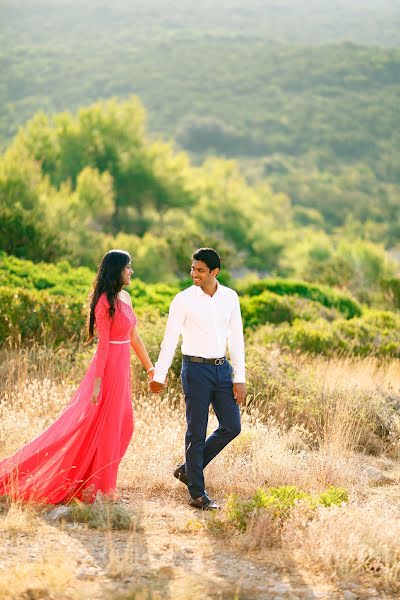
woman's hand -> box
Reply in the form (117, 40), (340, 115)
(91, 378), (101, 405)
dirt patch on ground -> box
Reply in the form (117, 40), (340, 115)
(1, 490), (394, 599)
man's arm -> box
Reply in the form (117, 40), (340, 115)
(151, 294), (186, 390)
(227, 293), (246, 403)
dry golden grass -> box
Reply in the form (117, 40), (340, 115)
(310, 355), (400, 395)
(0, 554), (76, 600)
(1, 345), (400, 596)
(0, 503), (38, 534)
(283, 501), (400, 592)
(0, 505), (79, 600)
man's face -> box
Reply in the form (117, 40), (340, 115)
(190, 259), (219, 287)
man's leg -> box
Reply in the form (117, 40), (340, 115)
(203, 361), (241, 468)
(182, 362), (214, 499)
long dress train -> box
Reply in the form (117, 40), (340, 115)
(0, 294), (136, 503)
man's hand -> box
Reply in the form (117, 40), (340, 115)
(149, 380), (166, 394)
(233, 383), (246, 404)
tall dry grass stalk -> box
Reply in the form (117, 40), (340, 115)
(0, 503), (37, 534)
(0, 341), (90, 389)
(310, 355), (400, 395)
(283, 501), (400, 593)
(318, 391), (376, 454)
(106, 530), (138, 579)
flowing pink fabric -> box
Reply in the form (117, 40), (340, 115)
(0, 294), (137, 504)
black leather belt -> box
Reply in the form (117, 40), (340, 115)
(183, 355), (226, 366)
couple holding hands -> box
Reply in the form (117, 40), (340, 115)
(0, 248), (246, 511)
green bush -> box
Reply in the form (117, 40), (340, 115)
(129, 279), (178, 314)
(333, 311), (400, 357)
(276, 319), (342, 356)
(0, 252), (93, 298)
(226, 485), (348, 531)
(381, 277), (400, 309)
(0, 253), (179, 312)
(240, 291), (295, 328)
(317, 485), (348, 508)
(0, 287), (87, 344)
(240, 291), (341, 329)
(0, 208), (65, 264)
(263, 311), (400, 358)
(239, 278), (362, 319)
(0, 254), (179, 345)
(67, 497), (133, 530)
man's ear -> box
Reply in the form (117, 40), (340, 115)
(211, 268), (220, 278)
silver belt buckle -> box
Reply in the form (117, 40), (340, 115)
(214, 358), (225, 366)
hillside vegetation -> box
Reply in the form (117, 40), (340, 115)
(2, 253), (400, 360)
(2, 2), (400, 251)
(1, 98), (399, 296)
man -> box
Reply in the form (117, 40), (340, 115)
(150, 248), (246, 510)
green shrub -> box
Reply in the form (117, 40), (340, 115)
(0, 253), (178, 314)
(360, 308), (400, 330)
(240, 292), (341, 329)
(317, 485), (348, 508)
(129, 279), (178, 314)
(381, 277), (400, 309)
(226, 485), (348, 531)
(261, 312), (400, 358)
(240, 291), (295, 328)
(67, 498), (133, 530)
(239, 277), (362, 319)
(0, 252), (93, 298)
(333, 310), (400, 357)
(275, 319), (341, 355)
(0, 287), (87, 344)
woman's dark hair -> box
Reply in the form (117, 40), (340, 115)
(87, 249), (131, 341)
(192, 247), (221, 271)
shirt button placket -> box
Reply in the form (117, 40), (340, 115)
(210, 298), (220, 352)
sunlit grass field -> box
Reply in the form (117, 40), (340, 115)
(1, 337), (400, 598)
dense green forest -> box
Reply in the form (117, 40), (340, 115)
(3, 0), (400, 46)
(1, 95), (399, 316)
(1, 1), (399, 253)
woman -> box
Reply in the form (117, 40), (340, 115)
(0, 250), (154, 503)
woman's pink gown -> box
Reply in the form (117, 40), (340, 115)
(0, 294), (136, 503)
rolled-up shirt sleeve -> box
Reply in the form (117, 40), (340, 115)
(94, 295), (111, 378)
(227, 293), (246, 383)
(153, 294), (186, 383)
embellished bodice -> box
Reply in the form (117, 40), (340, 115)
(94, 294), (137, 377)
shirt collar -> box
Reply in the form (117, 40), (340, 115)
(194, 280), (220, 297)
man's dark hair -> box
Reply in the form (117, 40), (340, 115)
(192, 248), (221, 271)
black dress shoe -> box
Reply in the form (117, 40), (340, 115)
(189, 494), (220, 511)
(173, 465), (188, 486)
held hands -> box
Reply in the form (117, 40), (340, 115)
(146, 366), (167, 394)
(233, 382), (246, 404)
(149, 379), (167, 394)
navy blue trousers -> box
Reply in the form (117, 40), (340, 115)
(180, 359), (241, 499)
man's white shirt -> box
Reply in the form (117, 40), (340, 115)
(153, 281), (245, 384)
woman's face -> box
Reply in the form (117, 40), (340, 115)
(121, 261), (134, 286)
